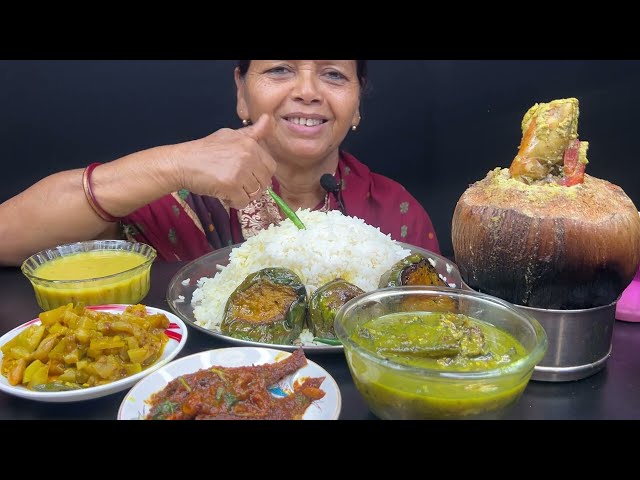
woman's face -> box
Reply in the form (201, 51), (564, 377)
(235, 60), (361, 166)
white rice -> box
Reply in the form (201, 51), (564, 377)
(191, 209), (411, 332)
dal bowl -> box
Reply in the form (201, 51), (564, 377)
(21, 240), (156, 310)
(334, 286), (547, 419)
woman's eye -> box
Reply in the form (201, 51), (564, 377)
(324, 70), (347, 82)
(266, 66), (291, 75)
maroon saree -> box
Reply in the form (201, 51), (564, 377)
(122, 151), (440, 261)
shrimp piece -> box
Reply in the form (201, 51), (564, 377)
(509, 98), (580, 184)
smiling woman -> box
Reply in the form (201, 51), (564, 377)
(235, 60), (363, 166)
(0, 60), (440, 266)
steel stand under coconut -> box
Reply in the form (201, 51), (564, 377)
(452, 98), (640, 381)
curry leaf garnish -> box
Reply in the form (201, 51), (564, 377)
(150, 400), (179, 420)
(224, 392), (238, 409)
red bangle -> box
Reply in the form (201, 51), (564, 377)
(82, 162), (120, 223)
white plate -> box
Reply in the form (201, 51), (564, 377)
(118, 347), (342, 420)
(0, 305), (188, 403)
(166, 243), (463, 353)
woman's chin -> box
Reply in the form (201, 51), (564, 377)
(277, 143), (338, 166)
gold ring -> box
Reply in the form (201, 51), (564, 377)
(246, 186), (261, 197)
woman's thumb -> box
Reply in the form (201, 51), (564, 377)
(241, 113), (271, 142)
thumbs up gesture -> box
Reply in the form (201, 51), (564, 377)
(174, 113), (278, 209)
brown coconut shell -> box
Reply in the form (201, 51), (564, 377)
(452, 168), (640, 309)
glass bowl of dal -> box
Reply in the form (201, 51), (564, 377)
(334, 286), (547, 420)
(21, 240), (157, 310)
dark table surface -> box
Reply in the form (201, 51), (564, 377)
(2, 261), (640, 420)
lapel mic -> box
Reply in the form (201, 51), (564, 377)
(320, 174), (347, 215)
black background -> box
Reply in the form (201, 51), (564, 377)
(2, 60), (639, 257)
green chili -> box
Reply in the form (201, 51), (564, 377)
(31, 382), (82, 392)
(178, 376), (192, 392)
(267, 187), (306, 230)
(313, 337), (342, 346)
(210, 367), (228, 382)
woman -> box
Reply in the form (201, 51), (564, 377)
(0, 60), (440, 265)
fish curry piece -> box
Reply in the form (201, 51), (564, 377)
(308, 279), (364, 339)
(509, 97), (589, 186)
(221, 268), (307, 344)
(146, 348), (325, 420)
(353, 313), (493, 366)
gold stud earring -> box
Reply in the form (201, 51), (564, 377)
(242, 119), (250, 127)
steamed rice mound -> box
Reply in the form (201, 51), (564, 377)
(192, 210), (411, 332)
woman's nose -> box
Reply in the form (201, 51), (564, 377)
(292, 71), (323, 104)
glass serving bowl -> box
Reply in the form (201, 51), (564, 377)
(334, 286), (548, 419)
(21, 240), (157, 310)
(166, 243), (463, 352)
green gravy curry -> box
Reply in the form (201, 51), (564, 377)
(347, 311), (531, 419)
(351, 312), (526, 371)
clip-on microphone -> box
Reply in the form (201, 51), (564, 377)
(320, 174), (347, 215)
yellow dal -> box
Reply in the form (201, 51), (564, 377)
(30, 251), (151, 309)
(34, 250), (147, 280)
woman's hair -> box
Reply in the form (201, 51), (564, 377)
(236, 60), (368, 90)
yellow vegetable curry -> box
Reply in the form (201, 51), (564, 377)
(1, 304), (169, 391)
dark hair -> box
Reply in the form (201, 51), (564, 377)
(236, 60), (368, 90)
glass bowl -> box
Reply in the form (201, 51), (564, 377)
(21, 240), (157, 310)
(334, 286), (548, 419)
(166, 242), (463, 352)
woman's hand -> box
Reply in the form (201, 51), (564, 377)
(0, 114), (278, 266)
(174, 114), (277, 209)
